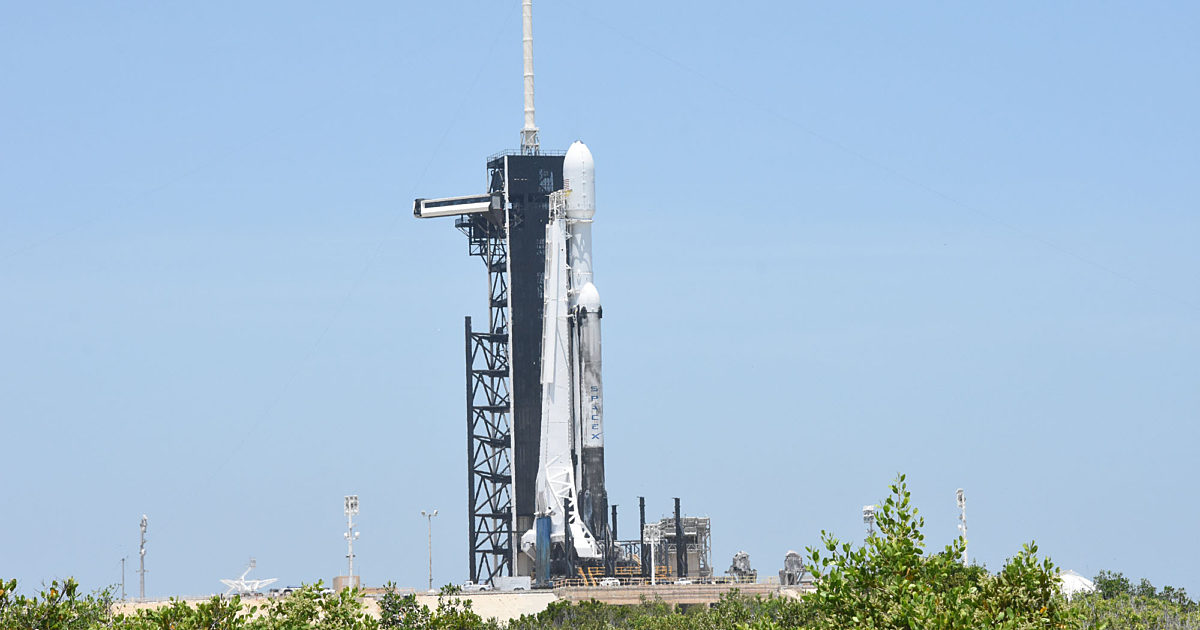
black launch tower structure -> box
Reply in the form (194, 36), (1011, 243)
(431, 151), (564, 584)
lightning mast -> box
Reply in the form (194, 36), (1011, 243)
(344, 495), (360, 578)
(956, 488), (967, 566)
(138, 515), (147, 601)
(520, 0), (539, 154)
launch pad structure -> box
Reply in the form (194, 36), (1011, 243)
(457, 151), (567, 583)
(415, 0), (710, 587)
(440, 171), (714, 585)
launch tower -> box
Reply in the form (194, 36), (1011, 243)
(413, 0), (610, 584)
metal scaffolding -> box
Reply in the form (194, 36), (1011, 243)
(659, 516), (712, 578)
(460, 210), (514, 585)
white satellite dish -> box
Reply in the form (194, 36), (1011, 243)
(219, 558), (278, 596)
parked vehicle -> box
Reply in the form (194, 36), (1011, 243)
(598, 577), (620, 587)
(493, 576), (531, 591)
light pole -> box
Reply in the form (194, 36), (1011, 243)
(642, 523), (662, 585)
(120, 557), (126, 601)
(420, 510), (438, 591)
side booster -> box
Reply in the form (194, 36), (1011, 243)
(523, 141), (609, 573)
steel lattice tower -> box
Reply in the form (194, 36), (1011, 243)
(460, 206), (514, 583)
(414, 0), (565, 584)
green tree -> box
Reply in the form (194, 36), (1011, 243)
(804, 474), (1072, 630)
(0, 577), (114, 630)
(1157, 585), (1195, 611)
(1094, 570), (1133, 600)
(376, 583), (494, 630)
(1071, 590), (1200, 629)
(115, 594), (251, 630)
(378, 582), (432, 629)
(1070, 572), (1199, 629)
(249, 582), (377, 630)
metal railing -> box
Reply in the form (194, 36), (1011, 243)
(486, 148), (568, 161)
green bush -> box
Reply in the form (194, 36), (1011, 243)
(0, 577), (113, 630)
(12, 475), (1193, 630)
(1068, 574), (1199, 630)
(804, 474), (1072, 630)
(378, 583), (493, 630)
(115, 594), (249, 630)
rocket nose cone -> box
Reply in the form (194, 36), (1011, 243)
(566, 139), (595, 169)
(563, 141), (595, 219)
(577, 282), (601, 311)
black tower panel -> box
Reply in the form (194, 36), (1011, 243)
(488, 154), (564, 524)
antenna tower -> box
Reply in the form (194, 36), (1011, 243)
(956, 488), (967, 566)
(519, 0), (540, 154)
(138, 515), (148, 600)
(344, 495), (360, 577)
(862, 505), (875, 539)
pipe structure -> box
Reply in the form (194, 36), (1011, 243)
(639, 497), (647, 577)
(674, 498), (686, 578)
(464, 317), (476, 582)
(606, 504), (618, 577)
(535, 515), (551, 586)
(562, 497), (576, 577)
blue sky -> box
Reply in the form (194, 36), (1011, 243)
(2, 1), (1197, 597)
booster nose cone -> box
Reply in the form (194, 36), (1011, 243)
(577, 282), (601, 312)
(563, 141), (595, 220)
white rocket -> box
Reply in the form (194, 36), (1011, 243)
(523, 141), (608, 563)
(564, 143), (608, 549)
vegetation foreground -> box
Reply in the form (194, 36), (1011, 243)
(3, 477), (1195, 629)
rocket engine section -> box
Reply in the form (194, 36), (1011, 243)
(522, 141), (610, 575)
